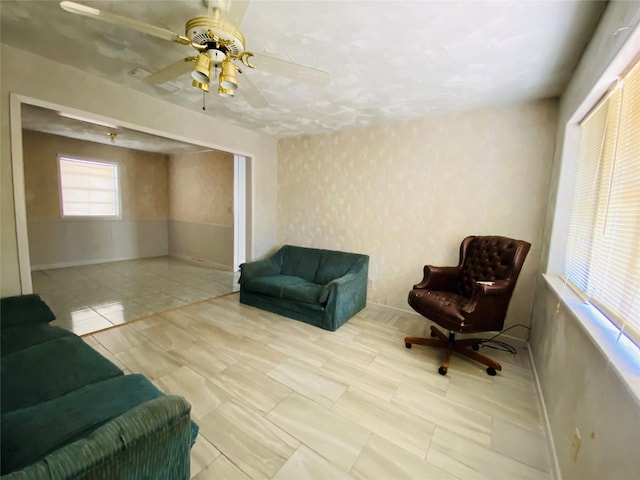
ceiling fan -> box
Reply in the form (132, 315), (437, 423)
(59, 0), (330, 109)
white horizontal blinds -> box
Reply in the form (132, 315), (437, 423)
(566, 88), (622, 293)
(590, 62), (640, 346)
(59, 157), (119, 217)
(565, 59), (640, 348)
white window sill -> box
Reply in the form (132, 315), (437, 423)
(543, 274), (640, 407)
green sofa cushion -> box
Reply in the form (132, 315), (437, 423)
(243, 275), (309, 298)
(1, 323), (74, 357)
(1, 374), (170, 475)
(282, 282), (323, 304)
(0, 294), (55, 329)
(1, 336), (123, 414)
(280, 246), (322, 281)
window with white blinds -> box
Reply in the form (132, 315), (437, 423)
(58, 157), (120, 217)
(565, 59), (640, 348)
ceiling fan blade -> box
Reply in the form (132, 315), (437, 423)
(59, 1), (190, 45)
(238, 74), (268, 109)
(225, 0), (251, 26)
(144, 58), (195, 85)
(247, 53), (329, 88)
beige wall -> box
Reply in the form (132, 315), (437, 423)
(169, 150), (233, 225)
(23, 130), (168, 220)
(530, 2), (640, 479)
(1, 43), (278, 296)
(22, 130), (170, 268)
(168, 150), (234, 268)
(278, 99), (557, 335)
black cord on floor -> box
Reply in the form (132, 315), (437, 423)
(478, 324), (531, 354)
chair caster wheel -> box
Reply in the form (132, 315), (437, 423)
(438, 366), (447, 376)
(487, 367), (497, 376)
(405, 342), (412, 349)
(472, 344), (480, 351)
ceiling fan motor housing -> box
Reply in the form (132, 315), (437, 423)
(185, 17), (245, 59)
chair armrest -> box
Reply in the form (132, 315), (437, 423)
(238, 259), (281, 284)
(471, 279), (510, 297)
(3, 396), (195, 480)
(413, 265), (461, 291)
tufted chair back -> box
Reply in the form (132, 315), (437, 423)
(456, 236), (526, 298)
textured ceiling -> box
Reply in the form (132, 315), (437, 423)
(1, 0), (606, 140)
(21, 104), (211, 155)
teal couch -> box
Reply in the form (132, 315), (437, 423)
(239, 245), (369, 331)
(0, 294), (198, 479)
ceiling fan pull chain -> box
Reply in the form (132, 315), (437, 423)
(202, 91), (207, 111)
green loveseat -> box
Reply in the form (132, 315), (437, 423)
(0, 294), (198, 479)
(239, 245), (369, 331)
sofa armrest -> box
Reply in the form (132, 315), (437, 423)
(319, 260), (368, 331)
(0, 295), (56, 330)
(319, 272), (359, 303)
(239, 259), (281, 284)
(2, 396), (196, 480)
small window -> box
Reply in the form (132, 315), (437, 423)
(58, 157), (120, 217)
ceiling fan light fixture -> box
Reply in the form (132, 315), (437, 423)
(192, 79), (210, 93)
(219, 59), (238, 90)
(191, 53), (211, 83)
(218, 85), (235, 97)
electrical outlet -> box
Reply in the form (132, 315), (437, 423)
(572, 428), (582, 460)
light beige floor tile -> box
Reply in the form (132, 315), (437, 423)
(219, 338), (290, 373)
(273, 445), (355, 480)
(267, 336), (335, 368)
(92, 325), (149, 354)
(446, 377), (543, 433)
(190, 434), (221, 478)
(137, 320), (198, 350)
(427, 427), (551, 480)
(267, 393), (371, 472)
(101, 305), (154, 325)
(82, 334), (99, 346)
(321, 356), (400, 402)
(351, 434), (456, 480)
(267, 359), (348, 408)
(51, 315), (114, 336)
(167, 339), (238, 378)
(192, 454), (251, 480)
(116, 342), (183, 379)
(492, 418), (550, 473)
(209, 363), (292, 414)
(313, 333), (379, 366)
(332, 387), (434, 458)
(198, 400), (299, 480)
(89, 343), (128, 371)
(369, 353), (450, 396)
(154, 365), (234, 420)
(393, 382), (493, 447)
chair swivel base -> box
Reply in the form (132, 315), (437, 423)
(405, 325), (502, 376)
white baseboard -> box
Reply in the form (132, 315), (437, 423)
(528, 346), (562, 480)
(168, 252), (233, 271)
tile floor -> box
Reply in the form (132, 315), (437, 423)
(80, 294), (554, 480)
(31, 257), (239, 336)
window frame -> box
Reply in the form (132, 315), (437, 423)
(57, 155), (122, 220)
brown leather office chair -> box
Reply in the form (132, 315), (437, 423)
(405, 235), (530, 376)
